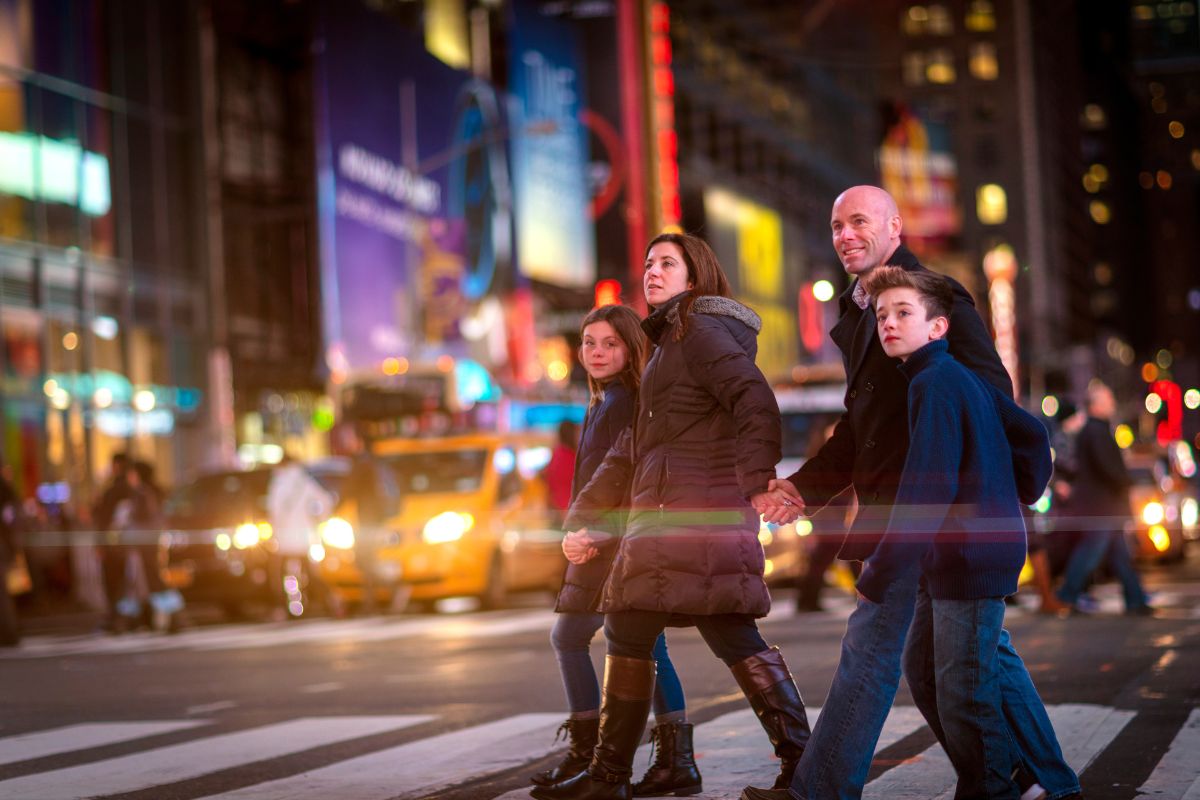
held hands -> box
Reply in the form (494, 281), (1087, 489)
(562, 528), (600, 565)
(751, 478), (805, 525)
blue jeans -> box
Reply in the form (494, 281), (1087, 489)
(789, 575), (920, 800)
(901, 591), (1019, 799)
(1056, 528), (1147, 610)
(905, 583), (1079, 799)
(551, 611), (686, 716)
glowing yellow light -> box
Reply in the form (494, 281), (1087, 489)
(382, 357), (401, 376)
(758, 528), (774, 547)
(1142, 501), (1165, 526)
(547, 360), (570, 382)
(43, 379), (58, 397)
(1146, 393), (1163, 414)
(1041, 395), (1060, 417)
(93, 387), (113, 409)
(215, 533), (232, 551)
(1157, 170), (1172, 190)
(234, 523), (260, 549)
(51, 388), (71, 410)
(1089, 164), (1109, 182)
(308, 543), (326, 563)
(1169, 121), (1185, 138)
(133, 390), (156, 412)
(258, 522), (273, 540)
(62, 331), (78, 350)
(1089, 200), (1111, 224)
(319, 517), (356, 550)
(763, 558), (775, 576)
(1185, 389), (1200, 410)
(1082, 174), (1100, 193)
(422, 511), (474, 544)
(1192, 149), (1200, 170)
(1148, 524), (1170, 553)
(812, 280), (835, 302)
(976, 184), (1007, 225)
(1142, 363), (1159, 382)
(1182, 498), (1198, 528)
(795, 519), (813, 537)
(1115, 424), (1135, 449)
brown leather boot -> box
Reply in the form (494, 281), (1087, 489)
(531, 655), (657, 800)
(731, 647), (811, 791)
(632, 721), (702, 796)
(531, 717), (601, 787)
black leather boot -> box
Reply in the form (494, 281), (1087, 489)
(731, 647), (811, 792)
(632, 721), (702, 797)
(531, 655), (657, 800)
(531, 717), (601, 787)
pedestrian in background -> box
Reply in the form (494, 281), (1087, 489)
(747, 186), (1080, 800)
(1054, 382), (1153, 615)
(534, 233), (807, 800)
(342, 433), (401, 614)
(0, 463), (23, 647)
(266, 455), (336, 619)
(532, 304), (698, 796)
(94, 452), (132, 632)
(543, 420), (580, 528)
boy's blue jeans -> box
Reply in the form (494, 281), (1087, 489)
(905, 584), (1082, 800)
(788, 577), (1081, 800)
(550, 611), (685, 717)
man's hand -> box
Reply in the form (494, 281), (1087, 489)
(752, 479), (805, 525)
(562, 529), (599, 565)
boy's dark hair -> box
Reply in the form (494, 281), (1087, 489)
(861, 266), (954, 322)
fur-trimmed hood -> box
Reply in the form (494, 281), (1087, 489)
(670, 294), (762, 333)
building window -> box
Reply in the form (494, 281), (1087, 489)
(969, 42), (999, 80)
(904, 6), (929, 35)
(903, 52), (927, 85)
(926, 49), (956, 84)
(966, 1), (997, 32)
(927, 4), (954, 34)
(976, 183), (1007, 224)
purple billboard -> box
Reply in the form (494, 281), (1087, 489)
(313, 1), (512, 375)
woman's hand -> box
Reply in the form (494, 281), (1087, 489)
(562, 529), (600, 564)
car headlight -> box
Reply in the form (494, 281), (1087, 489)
(319, 517), (356, 550)
(1142, 501), (1165, 526)
(233, 523), (261, 549)
(1182, 498), (1198, 529)
(422, 511), (475, 544)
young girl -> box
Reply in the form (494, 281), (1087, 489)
(532, 304), (700, 797)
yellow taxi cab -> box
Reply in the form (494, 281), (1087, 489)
(315, 433), (566, 610)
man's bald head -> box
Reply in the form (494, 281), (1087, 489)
(830, 186), (903, 276)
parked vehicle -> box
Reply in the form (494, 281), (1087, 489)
(1125, 443), (1198, 563)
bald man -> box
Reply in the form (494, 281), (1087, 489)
(742, 187), (1081, 800)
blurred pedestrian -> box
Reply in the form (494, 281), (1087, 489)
(542, 420), (579, 527)
(266, 454), (336, 618)
(129, 462), (184, 631)
(94, 452), (132, 633)
(534, 233), (807, 800)
(342, 434), (401, 614)
(1054, 382), (1152, 615)
(532, 305), (697, 796)
(0, 463), (23, 647)
(745, 186), (1080, 800)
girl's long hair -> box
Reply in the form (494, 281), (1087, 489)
(644, 232), (732, 340)
(579, 304), (649, 409)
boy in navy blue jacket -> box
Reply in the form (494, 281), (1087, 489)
(854, 266), (1057, 800)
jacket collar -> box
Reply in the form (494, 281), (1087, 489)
(840, 242), (921, 314)
(642, 291), (689, 344)
(898, 338), (949, 381)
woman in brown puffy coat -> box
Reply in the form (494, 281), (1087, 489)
(532, 233), (810, 800)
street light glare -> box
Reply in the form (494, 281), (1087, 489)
(812, 280), (835, 302)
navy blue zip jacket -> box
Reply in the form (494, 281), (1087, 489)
(856, 340), (1052, 602)
(554, 380), (634, 612)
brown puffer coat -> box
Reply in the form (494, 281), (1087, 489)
(564, 293), (780, 617)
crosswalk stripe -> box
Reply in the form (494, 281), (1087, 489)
(0, 721), (207, 767)
(1135, 708), (1200, 800)
(0, 716), (431, 800)
(861, 703), (1136, 800)
(197, 713), (563, 800)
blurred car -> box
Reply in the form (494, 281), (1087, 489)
(1125, 443), (1199, 563)
(161, 464), (347, 618)
(348, 432), (563, 610)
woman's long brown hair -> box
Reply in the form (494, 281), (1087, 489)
(579, 304), (649, 409)
(644, 232), (732, 340)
